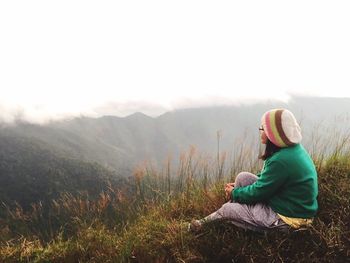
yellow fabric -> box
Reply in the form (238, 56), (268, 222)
(277, 213), (313, 229)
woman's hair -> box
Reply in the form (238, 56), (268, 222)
(259, 138), (282, 160)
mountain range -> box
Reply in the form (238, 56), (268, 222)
(1, 96), (349, 176)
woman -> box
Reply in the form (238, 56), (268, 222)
(189, 109), (318, 232)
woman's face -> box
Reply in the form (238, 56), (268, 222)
(259, 125), (268, 144)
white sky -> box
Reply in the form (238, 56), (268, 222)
(1, 1), (350, 123)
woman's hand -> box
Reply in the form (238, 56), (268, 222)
(224, 183), (235, 201)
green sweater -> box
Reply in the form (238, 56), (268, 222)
(233, 144), (318, 218)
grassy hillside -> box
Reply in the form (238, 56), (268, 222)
(0, 135), (349, 262)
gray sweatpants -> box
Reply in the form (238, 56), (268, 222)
(203, 172), (289, 232)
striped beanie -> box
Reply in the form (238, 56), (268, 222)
(261, 109), (302, 148)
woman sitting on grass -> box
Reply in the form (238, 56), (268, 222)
(189, 109), (318, 232)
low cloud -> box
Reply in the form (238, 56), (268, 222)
(0, 96), (292, 125)
(0, 99), (170, 124)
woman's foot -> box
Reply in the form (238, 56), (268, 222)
(188, 219), (203, 232)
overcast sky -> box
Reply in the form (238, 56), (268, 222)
(1, 1), (350, 123)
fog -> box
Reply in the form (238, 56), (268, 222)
(1, 1), (350, 123)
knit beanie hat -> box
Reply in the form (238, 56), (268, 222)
(261, 109), (302, 148)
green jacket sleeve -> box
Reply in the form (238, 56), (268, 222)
(232, 159), (288, 204)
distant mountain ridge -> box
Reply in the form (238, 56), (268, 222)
(1, 96), (349, 176)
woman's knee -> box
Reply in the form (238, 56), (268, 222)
(235, 172), (258, 187)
